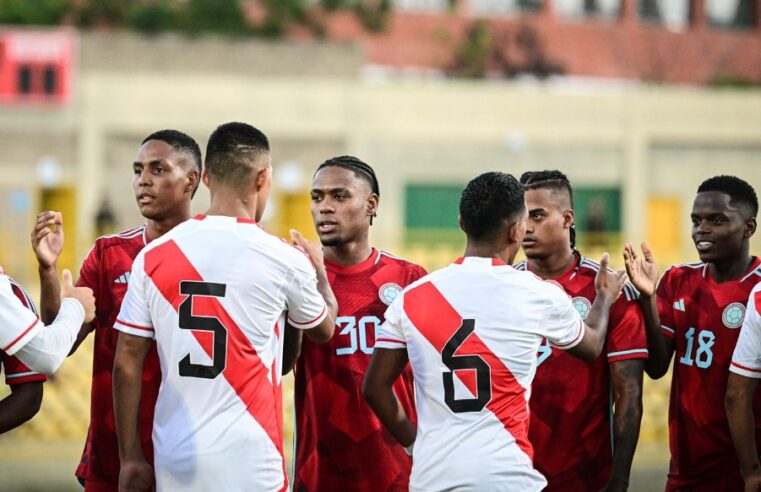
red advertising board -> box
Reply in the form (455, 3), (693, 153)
(0, 28), (76, 105)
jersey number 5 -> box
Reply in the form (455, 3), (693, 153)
(443, 319), (492, 413)
(178, 280), (228, 379)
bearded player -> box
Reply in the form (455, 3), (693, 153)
(625, 175), (760, 491)
(292, 156), (426, 491)
(518, 170), (647, 491)
(32, 130), (201, 491)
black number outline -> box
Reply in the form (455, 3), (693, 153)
(178, 280), (228, 379)
(442, 319), (492, 413)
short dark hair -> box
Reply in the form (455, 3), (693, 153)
(315, 155), (380, 196)
(142, 129), (202, 174)
(205, 122), (270, 189)
(460, 172), (525, 241)
(697, 175), (758, 218)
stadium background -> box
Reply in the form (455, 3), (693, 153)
(1, 1), (761, 490)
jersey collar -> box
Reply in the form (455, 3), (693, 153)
(524, 253), (581, 282)
(324, 248), (381, 275)
(453, 256), (508, 267)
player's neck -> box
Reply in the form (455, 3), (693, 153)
(206, 192), (258, 222)
(324, 240), (373, 267)
(708, 252), (753, 283)
(528, 249), (576, 280)
(146, 211), (191, 241)
(463, 242), (514, 265)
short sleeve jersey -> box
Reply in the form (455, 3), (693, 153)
(73, 225), (160, 485)
(376, 257), (584, 492)
(516, 256), (647, 491)
(0, 272), (46, 386)
(0, 268), (43, 357)
(657, 258), (761, 489)
(294, 249), (426, 492)
(115, 215), (327, 492)
(731, 283), (761, 378)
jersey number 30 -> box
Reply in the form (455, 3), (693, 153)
(442, 319), (492, 413)
(178, 280), (228, 379)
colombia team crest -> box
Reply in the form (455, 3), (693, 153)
(572, 297), (591, 320)
(722, 302), (746, 329)
(379, 283), (402, 306)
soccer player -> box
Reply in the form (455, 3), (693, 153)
(518, 170), (647, 491)
(726, 282), (761, 491)
(624, 175), (760, 491)
(113, 122), (337, 492)
(293, 155), (427, 491)
(32, 129), (202, 491)
(363, 171), (627, 491)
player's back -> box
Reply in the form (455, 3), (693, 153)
(378, 256), (584, 492)
(117, 214), (324, 492)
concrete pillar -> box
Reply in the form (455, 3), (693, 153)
(689, 0), (707, 30)
(76, 75), (104, 263)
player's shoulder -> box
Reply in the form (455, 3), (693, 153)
(90, 225), (147, 254)
(576, 256), (639, 302)
(663, 261), (705, 278)
(377, 250), (427, 275)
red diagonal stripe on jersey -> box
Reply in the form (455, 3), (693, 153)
(755, 291), (761, 315)
(403, 281), (534, 460)
(144, 240), (287, 490)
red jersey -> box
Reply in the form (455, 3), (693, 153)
(658, 257), (761, 490)
(294, 249), (426, 492)
(516, 256), (647, 491)
(75, 225), (160, 488)
(1, 277), (46, 386)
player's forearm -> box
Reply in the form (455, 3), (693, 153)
(282, 324), (303, 375)
(726, 375), (761, 478)
(582, 295), (615, 357)
(38, 264), (61, 325)
(315, 266), (338, 325)
(0, 382), (43, 434)
(362, 384), (416, 447)
(113, 336), (149, 462)
(609, 361), (644, 490)
(637, 294), (672, 379)
(14, 298), (85, 374)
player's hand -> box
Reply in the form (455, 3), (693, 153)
(290, 229), (324, 271)
(60, 269), (96, 323)
(118, 458), (155, 492)
(594, 252), (626, 304)
(622, 241), (658, 297)
(31, 211), (63, 270)
(745, 471), (761, 492)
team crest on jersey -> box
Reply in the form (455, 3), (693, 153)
(379, 283), (402, 306)
(722, 302), (746, 329)
(572, 297), (591, 320)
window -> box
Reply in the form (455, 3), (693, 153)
(639, 0), (689, 30)
(555, 0), (621, 19)
(470, 0), (544, 16)
(707, 0), (756, 29)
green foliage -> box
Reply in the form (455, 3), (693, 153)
(75, 0), (135, 27)
(126, 1), (177, 35)
(186, 0), (248, 36)
(451, 21), (492, 78)
(0, 0), (70, 25)
(354, 0), (391, 33)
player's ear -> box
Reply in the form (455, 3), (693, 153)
(201, 169), (211, 187)
(186, 168), (199, 195)
(366, 193), (379, 218)
(563, 208), (575, 231)
(254, 165), (270, 192)
(458, 215), (465, 233)
(745, 217), (757, 239)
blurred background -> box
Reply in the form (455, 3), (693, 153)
(0, 0), (760, 490)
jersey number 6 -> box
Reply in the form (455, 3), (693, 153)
(442, 319), (492, 413)
(178, 280), (228, 379)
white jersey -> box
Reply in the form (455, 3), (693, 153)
(0, 267), (42, 356)
(376, 256), (584, 492)
(115, 215), (327, 492)
(731, 282), (761, 379)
